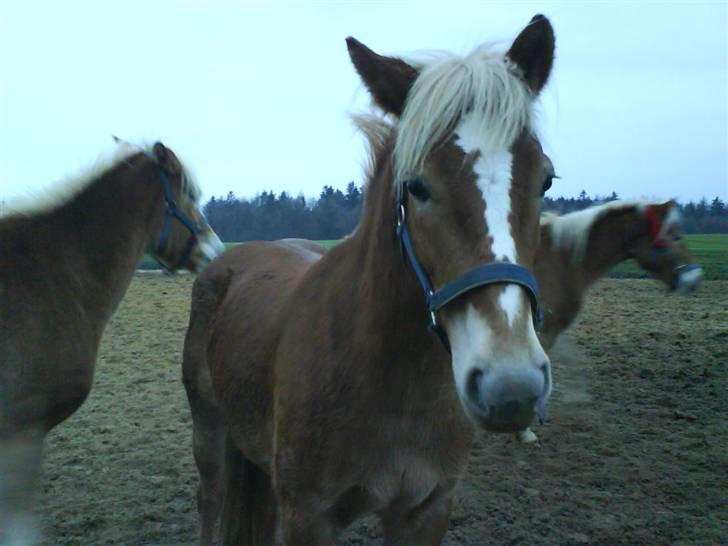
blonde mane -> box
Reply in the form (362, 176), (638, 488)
(393, 46), (534, 183)
(351, 113), (393, 184)
(541, 200), (649, 261)
(1, 142), (200, 219)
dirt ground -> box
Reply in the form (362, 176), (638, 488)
(37, 275), (726, 545)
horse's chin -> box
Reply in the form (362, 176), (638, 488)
(459, 397), (538, 434)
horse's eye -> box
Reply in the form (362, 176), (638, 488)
(407, 178), (430, 202)
(540, 175), (554, 197)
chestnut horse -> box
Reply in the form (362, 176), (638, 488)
(0, 142), (223, 543)
(184, 15), (558, 545)
(515, 198), (703, 442)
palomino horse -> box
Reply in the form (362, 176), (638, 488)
(0, 142), (223, 543)
(184, 15), (558, 545)
(516, 198), (703, 442)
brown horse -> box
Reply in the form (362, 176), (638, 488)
(0, 142), (223, 543)
(515, 198), (703, 443)
(184, 15), (558, 545)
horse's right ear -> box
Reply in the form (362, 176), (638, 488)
(152, 141), (182, 176)
(346, 37), (418, 117)
(506, 14), (555, 94)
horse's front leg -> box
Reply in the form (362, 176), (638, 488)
(380, 488), (454, 546)
(0, 428), (45, 546)
(278, 498), (337, 546)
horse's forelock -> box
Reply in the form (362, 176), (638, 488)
(393, 46), (534, 184)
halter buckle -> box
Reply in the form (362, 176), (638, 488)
(429, 309), (438, 328)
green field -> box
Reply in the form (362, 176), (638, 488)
(141, 234), (727, 280)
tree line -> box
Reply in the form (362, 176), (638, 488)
(203, 186), (726, 242)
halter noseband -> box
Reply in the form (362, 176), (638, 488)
(151, 158), (205, 271)
(396, 181), (543, 353)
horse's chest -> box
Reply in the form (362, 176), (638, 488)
(358, 413), (472, 509)
(365, 450), (448, 511)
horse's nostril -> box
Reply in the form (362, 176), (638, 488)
(540, 362), (550, 388)
(466, 369), (484, 405)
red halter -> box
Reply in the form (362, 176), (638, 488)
(645, 205), (668, 248)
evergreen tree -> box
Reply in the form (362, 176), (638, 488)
(201, 186), (727, 241)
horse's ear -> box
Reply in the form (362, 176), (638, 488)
(346, 37), (418, 117)
(655, 199), (677, 218)
(506, 14), (555, 94)
(152, 141), (182, 175)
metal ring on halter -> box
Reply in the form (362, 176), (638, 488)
(398, 203), (406, 226)
(429, 304), (438, 329)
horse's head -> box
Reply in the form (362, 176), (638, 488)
(144, 142), (224, 272)
(631, 201), (703, 292)
(348, 15), (556, 432)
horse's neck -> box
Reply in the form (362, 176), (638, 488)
(333, 171), (443, 374)
(538, 208), (644, 343)
(48, 162), (158, 323)
(580, 208), (644, 287)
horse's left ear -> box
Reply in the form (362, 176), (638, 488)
(655, 199), (678, 218)
(506, 14), (555, 94)
(152, 142), (182, 175)
(346, 37), (418, 117)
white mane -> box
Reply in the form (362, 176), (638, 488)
(351, 113), (392, 183)
(393, 46), (534, 183)
(541, 200), (648, 261)
(1, 142), (200, 219)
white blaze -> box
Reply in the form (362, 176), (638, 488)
(455, 112), (522, 326)
(198, 230), (225, 265)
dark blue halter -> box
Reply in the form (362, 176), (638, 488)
(396, 181), (543, 353)
(151, 158), (205, 271)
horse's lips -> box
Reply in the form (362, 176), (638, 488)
(462, 396), (544, 433)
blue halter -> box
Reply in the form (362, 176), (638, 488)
(395, 181), (543, 353)
(151, 159), (205, 271)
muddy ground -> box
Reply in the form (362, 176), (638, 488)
(38, 275), (726, 545)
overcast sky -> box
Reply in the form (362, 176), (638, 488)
(1, 1), (726, 205)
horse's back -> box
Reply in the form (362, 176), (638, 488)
(203, 240), (324, 468)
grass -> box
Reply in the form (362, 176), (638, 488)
(139, 234), (728, 280)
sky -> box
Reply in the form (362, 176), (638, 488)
(1, 1), (726, 205)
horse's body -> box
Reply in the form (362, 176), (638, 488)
(516, 199), (703, 442)
(0, 143), (223, 543)
(185, 16), (559, 545)
(185, 237), (474, 544)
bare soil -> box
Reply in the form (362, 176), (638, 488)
(38, 275), (727, 545)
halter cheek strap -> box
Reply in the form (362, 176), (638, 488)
(150, 158), (205, 271)
(396, 182), (543, 353)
